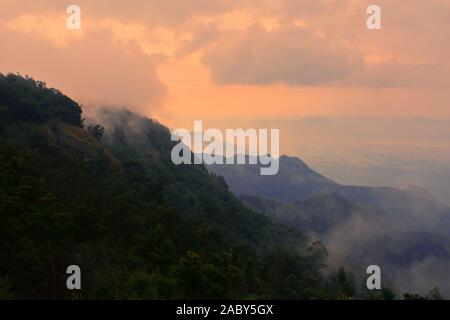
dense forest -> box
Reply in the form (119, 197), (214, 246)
(0, 73), (435, 300)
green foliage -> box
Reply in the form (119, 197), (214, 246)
(87, 124), (105, 141)
(0, 73), (82, 126)
(428, 286), (445, 300)
(359, 286), (396, 300)
(0, 74), (394, 300)
(403, 293), (428, 300)
(0, 277), (14, 299)
(327, 267), (356, 299)
(403, 286), (444, 300)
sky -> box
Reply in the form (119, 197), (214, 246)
(1, 0), (450, 193)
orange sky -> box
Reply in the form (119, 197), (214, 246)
(1, 0), (449, 130)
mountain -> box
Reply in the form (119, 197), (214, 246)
(208, 155), (450, 232)
(239, 193), (357, 235)
(0, 73), (355, 300)
(208, 156), (450, 296)
(209, 155), (339, 202)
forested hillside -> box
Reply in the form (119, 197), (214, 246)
(209, 155), (450, 297)
(0, 73), (366, 299)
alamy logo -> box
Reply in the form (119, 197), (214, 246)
(66, 5), (81, 30)
(66, 265), (81, 290)
(366, 265), (381, 290)
(171, 121), (280, 175)
(367, 5), (381, 30)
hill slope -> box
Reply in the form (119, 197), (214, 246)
(209, 156), (450, 296)
(0, 73), (344, 299)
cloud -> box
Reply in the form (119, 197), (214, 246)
(345, 60), (449, 87)
(0, 0), (234, 26)
(0, 15), (166, 114)
(202, 24), (362, 86)
(201, 23), (449, 87)
(0, 0), (449, 121)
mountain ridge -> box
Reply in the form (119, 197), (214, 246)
(209, 155), (450, 296)
(0, 73), (349, 299)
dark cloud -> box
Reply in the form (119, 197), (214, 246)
(202, 24), (362, 86)
(201, 23), (449, 87)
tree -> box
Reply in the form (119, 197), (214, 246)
(0, 277), (14, 300)
(328, 267), (356, 299)
(87, 124), (105, 141)
(428, 287), (444, 300)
